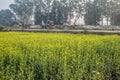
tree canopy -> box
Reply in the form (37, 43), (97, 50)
(0, 0), (120, 26)
(0, 9), (16, 26)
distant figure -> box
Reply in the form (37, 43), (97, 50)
(42, 21), (45, 29)
(46, 20), (50, 28)
(50, 21), (54, 29)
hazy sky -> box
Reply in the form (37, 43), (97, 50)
(0, 0), (14, 10)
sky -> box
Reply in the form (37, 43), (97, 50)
(0, 0), (14, 10)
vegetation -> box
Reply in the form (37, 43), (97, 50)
(0, 9), (16, 26)
(0, 26), (4, 31)
(0, 32), (120, 80)
(0, 0), (120, 26)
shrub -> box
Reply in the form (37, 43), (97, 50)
(0, 26), (4, 31)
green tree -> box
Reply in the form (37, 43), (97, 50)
(9, 0), (34, 24)
(73, 0), (84, 25)
(50, 0), (69, 25)
(34, 0), (69, 25)
(110, 0), (120, 25)
(84, 0), (101, 25)
(33, 0), (52, 25)
(0, 9), (16, 26)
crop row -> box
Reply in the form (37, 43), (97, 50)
(0, 32), (120, 80)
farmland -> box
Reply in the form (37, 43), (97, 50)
(0, 32), (120, 80)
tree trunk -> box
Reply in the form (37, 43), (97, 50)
(74, 14), (80, 26)
(106, 17), (109, 26)
(101, 17), (103, 26)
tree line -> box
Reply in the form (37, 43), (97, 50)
(0, 0), (120, 26)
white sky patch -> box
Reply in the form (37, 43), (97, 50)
(0, 0), (14, 10)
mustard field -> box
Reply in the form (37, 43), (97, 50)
(0, 32), (120, 80)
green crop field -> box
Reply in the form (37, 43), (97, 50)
(0, 32), (120, 80)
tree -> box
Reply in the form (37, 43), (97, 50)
(33, 0), (53, 25)
(0, 9), (16, 26)
(9, 0), (34, 25)
(50, 0), (69, 25)
(73, 0), (84, 25)
(99, 0), (119, 26)
(34, 0), (69, 25)
(110, 0), (120, 25)
(84, 0), (102, 25)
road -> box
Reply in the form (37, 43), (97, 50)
(13, 29), (120, 35)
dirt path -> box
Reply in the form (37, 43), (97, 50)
(12, 29), (120, 35)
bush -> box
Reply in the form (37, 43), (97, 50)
(0, 26), (4, 31)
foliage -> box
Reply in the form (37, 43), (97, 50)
(9, 0), (34, 24)
(0, 9), (16, 26)
(0, 32), (120, 80)
(111, 12), (120, 26)
(3, 0), (120, 26)
(50, 0), (69, 25)
(34, 0), (69, 25)
(0, 26), (4, 31)
(84, 0), (101, 25)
